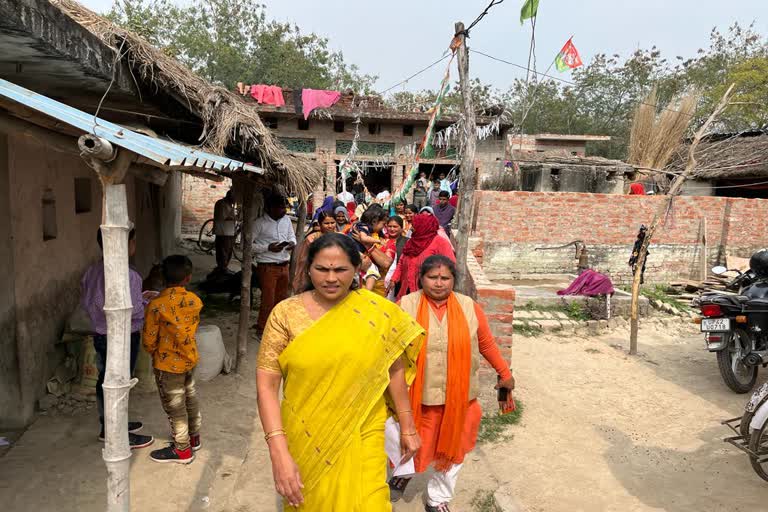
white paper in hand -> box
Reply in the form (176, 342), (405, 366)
(384, 417), (416, 478)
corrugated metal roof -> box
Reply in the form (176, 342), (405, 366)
(0, 77), (263, 174)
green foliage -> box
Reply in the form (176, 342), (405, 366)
(105, 0), (377, 91)
(477, 400), (524, 444)
(517, 300), (591, 321)
(386, 23), (768, 160)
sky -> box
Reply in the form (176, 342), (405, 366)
(79, 0), (768, 95)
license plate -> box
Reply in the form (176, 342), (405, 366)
(701, 318), (731, 332)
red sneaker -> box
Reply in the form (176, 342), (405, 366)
(149, 444), (194, 464)
(190, 433), (202, 452)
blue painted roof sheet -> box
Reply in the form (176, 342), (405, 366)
(0, 78), (262, 174)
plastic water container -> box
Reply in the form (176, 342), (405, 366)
(194, 325), (226, 382)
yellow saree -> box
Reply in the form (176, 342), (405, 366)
(277, 289), (424, 511)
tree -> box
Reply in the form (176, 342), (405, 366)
(106, 0), (377, 92)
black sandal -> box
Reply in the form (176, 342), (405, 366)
(388, 476), (411, 502)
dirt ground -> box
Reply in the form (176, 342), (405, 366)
(1, 247), (768, 511)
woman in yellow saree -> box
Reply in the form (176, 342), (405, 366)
(257, 233), (425, 510)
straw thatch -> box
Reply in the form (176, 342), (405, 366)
(628, 88), (698, 171)
(51, 0), (322, 197)
(673, 131), (768, 180)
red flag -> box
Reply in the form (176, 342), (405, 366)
(555, 38), (583, 72)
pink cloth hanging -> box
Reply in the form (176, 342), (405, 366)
(301, 89), (341, 119)
(250, 85), (285, 107)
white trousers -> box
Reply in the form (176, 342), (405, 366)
(426, 463), (463, 506)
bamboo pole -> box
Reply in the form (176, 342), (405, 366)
(629, 84), (735, 354)
(453, 21), (478, 295)
(289, 198), (308, 294)
(235, 179), (255, 373)
(700, 217), (708, 281)
(80, 134), (137, 512)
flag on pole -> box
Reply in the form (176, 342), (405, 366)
(555, 38), (583, 72)
(520, 0), (539, 24)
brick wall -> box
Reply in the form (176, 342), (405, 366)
(466, 246), (514, 376)
(473, 190), (768, 284)
(181, 174), (233, 236)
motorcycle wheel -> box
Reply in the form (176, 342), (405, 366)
(716, 328), (758, 394)
(748, 421), (768, 482)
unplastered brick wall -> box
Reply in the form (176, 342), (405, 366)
(181, 174), (233, 236)
(466, 247), (514, 377)
(474, 190), (768, 284)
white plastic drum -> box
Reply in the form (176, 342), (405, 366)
(194, 325), (226, 382)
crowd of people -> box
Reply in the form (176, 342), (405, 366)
(80, 175), (513, 511)
(250, 183), (514, 511)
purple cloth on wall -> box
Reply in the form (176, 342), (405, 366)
(81, 261), (145, 334)
(557, 269), (615, 297)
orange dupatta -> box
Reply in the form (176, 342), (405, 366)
(409, 291), (472, 471)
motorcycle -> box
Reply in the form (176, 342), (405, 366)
(694, 250), (768, 393)
(723, 382), (768, 481)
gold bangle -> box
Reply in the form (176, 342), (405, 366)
(397, 410), (413, 415)
(264, 429), (286, 442)
(400, 431), (418, 436)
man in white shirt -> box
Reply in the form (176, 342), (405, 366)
(213, 191), (236, 272)
(252, 195), (296, 334)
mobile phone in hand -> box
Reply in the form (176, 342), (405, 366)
(497, 375), (516, 415)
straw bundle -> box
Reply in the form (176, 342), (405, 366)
(51, 0), (322, 197)
(628, 88), (698, 171)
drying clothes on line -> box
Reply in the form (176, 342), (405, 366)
(302, 89), (341, 119)
(557, 269), (615, 297)
(249, 85), (285, 107)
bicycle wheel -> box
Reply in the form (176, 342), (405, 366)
(198, 219), (216, 253)
(232, 225), (243, 262)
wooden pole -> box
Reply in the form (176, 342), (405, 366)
(289, 198), (308, 294)
(80, 135), (136, 512)
(700, 217), (708, 281)
(629, 84), (735, 354)
(453, 21), (478, 295)
(235, 179), (255, 374)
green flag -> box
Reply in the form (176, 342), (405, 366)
(520, 0), (539, 24)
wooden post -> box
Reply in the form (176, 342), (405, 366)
(79, 134), (136, 512)
(629, 85), (735, 354)
(289, 198), (308, 294)
(235, 179), (255, 374)
(700, 217), (708, 281)
(453, 21), (478, 295)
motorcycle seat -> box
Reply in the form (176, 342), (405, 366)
(746, 298), (768, 307)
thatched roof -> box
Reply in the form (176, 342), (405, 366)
(672, 131), (768, 180)
(511, 152), (634, 173)
(51, 0), (322, 197)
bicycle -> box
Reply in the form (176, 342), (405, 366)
(197, 215), (244, 263)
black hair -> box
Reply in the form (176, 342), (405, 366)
(404, 204), (419, 214)
(360, 204), (387, 225)
(419, 255), (457, 281)
(303, 233), (361, 292)
(265, 194), (287, 209)
(317, 210), (335, 222)
(387, 215), (404, 228)
(438, 190), (450, 199)
(97, 227), (135, 250)
(162, 254), (193, 285)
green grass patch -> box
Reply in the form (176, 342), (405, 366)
(515, 323), (543, 337)
(517, 300), (590, 321)
(621, 284), (688, 311)
(477, 400), (524, 444)
(471, 489), (500, 512)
